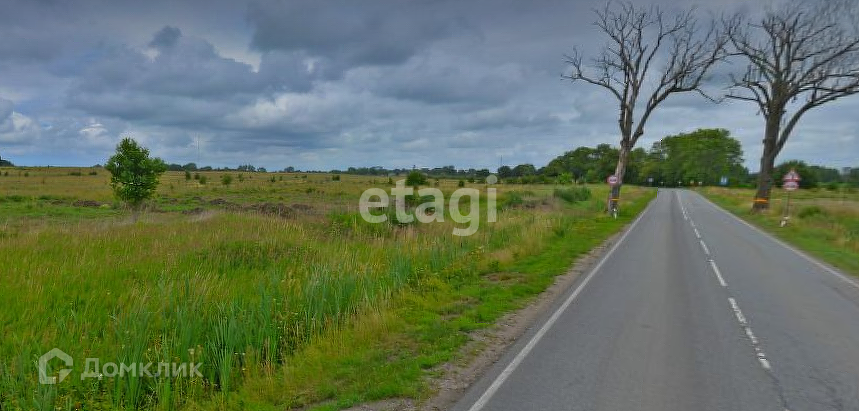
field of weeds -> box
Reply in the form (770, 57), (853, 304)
(0, 167), (653, 410)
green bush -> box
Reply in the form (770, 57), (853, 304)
(221, 174), (233, 186)
(405, 171), (427, 186)
(798, 206), (826, 219)
(553, 187), (592, 203)
(458, 180), (465, 188)
(332, 174), (341, 181)
(503, 191), (524, 208)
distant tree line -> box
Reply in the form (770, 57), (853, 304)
(497, 129), (857, 188)
(0, 151), (14, 167)
(334, 165), (493, 179)
(163, 162), (282, 173)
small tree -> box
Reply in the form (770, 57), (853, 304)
(104, 138), (167, 214)
(405, 171), (427, 186)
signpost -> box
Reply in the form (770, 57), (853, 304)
(781, 169), (801, 227)
(607, 175), (619, 218)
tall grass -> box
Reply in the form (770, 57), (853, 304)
(0, 171), (651, 410)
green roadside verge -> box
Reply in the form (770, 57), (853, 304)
(699, 187), (859, 277)
(215, 189), (656, 411)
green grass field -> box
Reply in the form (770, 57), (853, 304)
(700, 186), (859, 277)
(0, 167), (654, 411)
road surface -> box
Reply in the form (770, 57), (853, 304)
(452, 189), (859, 411)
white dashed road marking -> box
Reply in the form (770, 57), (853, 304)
(678, 191), (773, 374)
(699, 240), (711, 256)
(708, 260), (727, 287)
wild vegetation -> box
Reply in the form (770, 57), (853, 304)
(0, 166), (653, 410)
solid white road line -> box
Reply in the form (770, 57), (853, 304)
(709, 260), (727, 287)
(694, 228), (701, 239)
(464, 194), (657, 411)
(690, 191), (859, 290)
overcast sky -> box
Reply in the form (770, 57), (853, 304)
(1, 0), (857, 171)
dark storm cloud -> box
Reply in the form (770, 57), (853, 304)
(0, 0), (856, 169)
(0, 99), (13, 124)
(149, 26), (183, 49)
(246, 0), (468, 69)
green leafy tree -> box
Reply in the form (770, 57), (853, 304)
(405, 171), (427, 186)
(104, 138), (167, 211)
(774, 160), (817, 189)
(643, 129), (747, 186)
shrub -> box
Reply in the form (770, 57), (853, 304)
(194, 173), (200, 180)
(332, 174), (341, 181)
(221, 174), (233, 186)
(88, 171), (98, 176)
(458, 180), (465, 188)
(503, 191), (524, 208)
(199, 176), (208, 185)
(798, 206), (826, 219)
(185, 170), (192, 180)
(405, 171), (427, 186)
(553, 187), (592, 203)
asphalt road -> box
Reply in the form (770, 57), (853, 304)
(452, 189), (859, 411)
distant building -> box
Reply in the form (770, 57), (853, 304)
(843, 167), (853, 177)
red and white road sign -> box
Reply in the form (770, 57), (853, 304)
(783, 169), (801, 182)
(607, 175), (619, 186)
(783, 181), (799, 191)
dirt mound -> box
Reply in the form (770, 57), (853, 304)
(246, 203), (295, 218)
(72, 200), (103, 207)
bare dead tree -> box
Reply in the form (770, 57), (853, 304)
(726, 0), (859, 211)
(564, 1), (727, 206)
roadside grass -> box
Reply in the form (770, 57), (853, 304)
(700, 187), (859, 277)
(0, 167), (654, 410)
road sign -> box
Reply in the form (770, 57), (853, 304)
(783, 169), (801, 182)
(607, 175), (619, 186)
(784, 181), (799, 191)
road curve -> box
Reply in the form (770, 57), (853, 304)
(452, 189), (859, 411)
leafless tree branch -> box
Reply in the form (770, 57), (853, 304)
(563, 1), (728, 201)
(725, 0), (859, 210)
